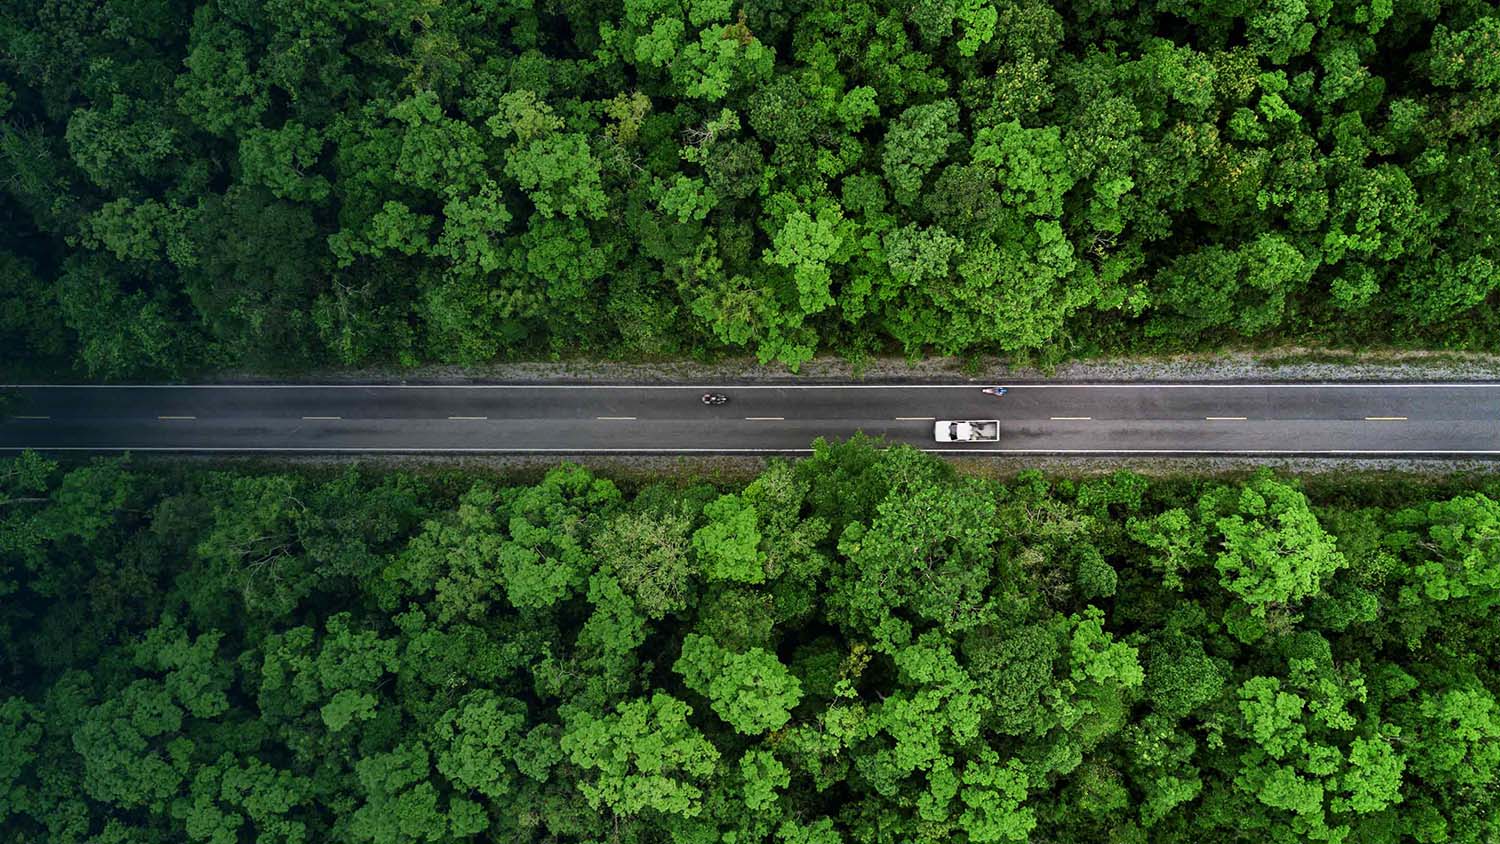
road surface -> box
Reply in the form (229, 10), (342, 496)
(2, 382), (1498, 456)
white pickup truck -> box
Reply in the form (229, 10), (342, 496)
(934, 420), (1000, 442)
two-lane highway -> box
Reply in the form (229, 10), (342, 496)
(2, 383), (1497, 455)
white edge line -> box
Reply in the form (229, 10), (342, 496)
(157, 416), (196, 420)
(1364, 416), (1409, 421)
(1205, 416), (1248, 421)
(596, 416), (636, 420)
(5, 383), (1500, 389)
(447, 416), (488, 420)
(10, 415), (49, 420)
(5, 447), (1500, 455)
(745, 417), (785, 421)
(301, 416), (341, 420)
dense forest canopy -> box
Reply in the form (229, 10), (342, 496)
(3, 0), (1500, 376)
(2, 442), (1499, 842)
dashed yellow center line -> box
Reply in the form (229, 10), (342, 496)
(448, 416), (488, 420)
(1206, 416), (1248, 421)
(1365, 416), (1408, 421)
(158, 415), (196, 420)
(1050, 416), (1092, 421)
(745, 416), (785, 421)
(597, 416), (636, 420)
(896, 416), (935, 421)
(302, 416), (341, 420)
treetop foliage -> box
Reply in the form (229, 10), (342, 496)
(4, 442), (1500, 841)
(5, 0), (1500, 376)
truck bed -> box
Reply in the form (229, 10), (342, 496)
(934, 420), (1000, 442)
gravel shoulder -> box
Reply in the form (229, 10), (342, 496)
(199, 346), (1500, 385)
(127, 452), (1500, 481)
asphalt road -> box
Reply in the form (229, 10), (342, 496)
(2, 383), (1498, 456)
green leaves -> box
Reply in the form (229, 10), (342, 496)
(827, 462), (999, 638)
(1401, 682), (1500, 788)
(238, 122), (330, 203)
(321, 690), (377, 732)
(881, 100), (961, 205)
(561, 693), (720, 818)
(883, 224), (961, 288)
(432, 691), (526, 799)
(692, 494), (765, 583)
(505, 133), (607, 220)
(76, 198), (195, 265)
(593, 506), (697, 619)
(1426, 18), (1500, 88)
(957, 750), (1035, 843)
(432, 181), (512, 276)
(1150, 235), (1318, 338)
(679, 22), (776, 101)
(72, 681), (189, 811)
(970, 121), (1074, 219)
(1238, 677), (1311, 760)
(175, 9), (267, 136)
(654, 175), (719, 222)
(1335, 737), (1404, 814)
(740, 749), (790, 810)
(349, 743), (487, 843)
(1206, 472), (1347, 623)
(674, 634), (803, 734)
(764, 203), (855, 316)
(0, 0), (1495, 376)
(176, 754), (310, 844)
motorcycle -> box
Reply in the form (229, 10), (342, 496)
(701, 393), (728, 406)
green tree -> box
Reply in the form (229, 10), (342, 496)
(675, 633), (804, 734)
(692, 493), (765, 583)
(1202, 472), (1347, 631)
(560, 693), (720, 818)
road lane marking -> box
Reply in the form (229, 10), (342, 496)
(302, 416), (341, 420)
(896, 416), (935, 420)
(10, 415), (49, 420)
(448, 416), (488, 420)
(1365, 416), (1408, 421)
(9, 382), (1500, 389)
(745, 417), (784, 421)
(1050, 416), (1092, 420)
(1206, 416), (1248, 421)
(9, 447), (1500, 456)
(158, 416), (196, 420)
(597, 416), (636, 420)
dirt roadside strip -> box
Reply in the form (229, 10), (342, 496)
(187, 347), (1500, 386)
